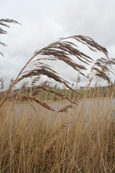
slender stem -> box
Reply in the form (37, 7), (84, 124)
(0, 52), (39, 108)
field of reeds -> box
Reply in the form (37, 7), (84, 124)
(0, 89), (115, 173)
(0, 19), (115, 172)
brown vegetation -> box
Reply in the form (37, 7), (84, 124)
(0, 19), (115, 172)
(0, 95), (115, 172)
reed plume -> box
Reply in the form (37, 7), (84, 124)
(0, 18), (20, 57)
(0, 19), (115, 110)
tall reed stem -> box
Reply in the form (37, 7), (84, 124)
(0, 52), (40, 108)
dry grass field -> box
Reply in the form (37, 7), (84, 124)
(0, 93), (115, 173)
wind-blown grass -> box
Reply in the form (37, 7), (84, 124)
(0, 18), (115, 172)
(1, 31), (115, 110)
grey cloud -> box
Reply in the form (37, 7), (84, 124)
(0, 0), (115, 89)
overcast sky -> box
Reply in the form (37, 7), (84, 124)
(0, 0), (115, 89)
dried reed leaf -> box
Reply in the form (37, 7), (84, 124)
(32, 83), (78, 104)
(0, 52), (4, 57)
(0, 18), (20, 25)
(31, 76), (41, 87)
(17, 65), (76, 92)
(64, 35), (108, 58)
(0, 41), (7, 46)
(8, 93), (56, 111)
(0, 27), (7, 34)
(0, 22), (10, 28)
(58, 104), (73, 113)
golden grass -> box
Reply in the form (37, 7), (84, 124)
(0, 25), (115, 172)
(0, 96), (114, 173)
